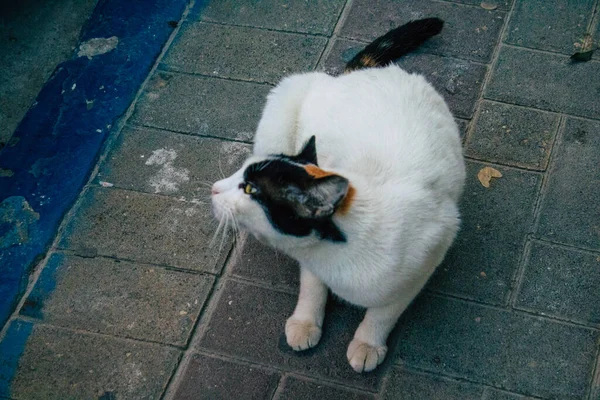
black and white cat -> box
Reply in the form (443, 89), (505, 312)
(211, 18), (465, 373)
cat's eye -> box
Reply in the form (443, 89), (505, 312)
(243, 183), (257, 195)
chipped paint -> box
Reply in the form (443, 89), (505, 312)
(0, 168), (14, 177)
(145, 148), (189, 193)
(77, 36), (119, 59)
(0, 196), (40, 249)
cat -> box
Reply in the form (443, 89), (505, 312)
(211, 17), (465, 373)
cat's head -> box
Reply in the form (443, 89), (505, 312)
(211, 136), (354, 249)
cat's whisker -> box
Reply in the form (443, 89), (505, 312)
(210, 215), (226, 248)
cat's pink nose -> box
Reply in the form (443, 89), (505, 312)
(211, 185), (220, 195)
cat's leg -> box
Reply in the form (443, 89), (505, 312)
(285, 266), (328, 351)
(347, 279), (430, 373)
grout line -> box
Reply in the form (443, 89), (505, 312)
(126, 121), (254, 144)
(463, 156), (544, 174)
(426, 291), (600, 331)
(462, 0), (515, 150)
(161, 237), (246, 400)
(588, 338), (600, 400)
(530, 237), (600, 256)
(157, 64), (277, 86)
(315, 0), (354, 71)
(56, 248), (224, 277)
(501, 42), (600, 61)
(196, 18), (331, 38)
(478, 96), (600, 123)
(8, 316), (185, 350)
(270, 374), (287, 400)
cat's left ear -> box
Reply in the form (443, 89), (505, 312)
(285, 174), (349, 219)
(295, 136), (318, 165)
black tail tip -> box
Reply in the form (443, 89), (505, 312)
(415, 17), (444, 36)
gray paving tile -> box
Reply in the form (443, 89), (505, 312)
(200, 0), (346, 35)
(0, 320), (180, 400)
(174, 353), (280, 400)
(162, 22), (327, 84)
(19, 253), (213, 345)
(505, 0), (594, 54)
(515, 242), (600, 325)
(428, 161), (541, 305)
(99, 125), (251, 198)
(59, 187), (229, 273)
(393, 295), (599, 399)
(340, 0), (506, 62)
(230, 234), (299, 291)
(537, 118), (600, 250)
(465, 101), (559, 170)
(276, 376), (374, 400)
(445, 0), (513, 10)
(381, 367), (483, 400)
(322, 38), (487, 118)
(131, 71), (271, 140)
(486, 46), (600, 119)
(198, 280), (385, 390)
(482, 388), (537, 400)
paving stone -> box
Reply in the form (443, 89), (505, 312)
(230, 234), (299, 291)
(201, 0), (346, 35)
(393, 295), (599, 399)
(447, 0), (513, 10)
(322, 38), (487, 119)
(59, 187), (229, 273)
(174, 353), (280, 400)
(465, 101), (559, 170)
(276, 376), (374, 400)
(19, 253), (213, 345)
(505, 0), (594, 54)
(486, 46), (600, 119)
(162, 22), (327, 84)
(381, 367), (483, 400)
(537, 118), (600, 250)
(455, 118), (470, 141)
(427, 161), (541, 305)
(198, 280), (385, 391)
(482, 388), (537, 400)
(340, 0), (506, 62)
(99, 125), (251, 198)
(515, 242), (600, 325)
(0, 320), (180, 400)
(131, 71), (271, 140)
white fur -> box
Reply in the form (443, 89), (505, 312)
(212, 65), (465, 372)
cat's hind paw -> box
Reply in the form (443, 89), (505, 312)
(346, 339), (387, 373)
(285, 318), (322, 351)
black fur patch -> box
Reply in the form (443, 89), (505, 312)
(242, 143), (347, 243)
(345, 17), (444, 72)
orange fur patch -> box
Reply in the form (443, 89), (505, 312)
(360, 54), (377, 67)
(338, 185), (356, 215)
(304, 164), (335, 179)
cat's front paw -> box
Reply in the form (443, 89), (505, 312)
(346, 338), (387, 373)
(285, 318), (322, 351)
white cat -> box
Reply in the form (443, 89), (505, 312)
(211, 18), (465, 373)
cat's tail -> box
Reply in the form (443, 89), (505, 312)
(344, 18), (443, 72)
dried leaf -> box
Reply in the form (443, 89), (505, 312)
(477, 167), (502, 188)
(480, 2), (498, 10)
(571, 50), (593, 62)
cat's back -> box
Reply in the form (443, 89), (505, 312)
(297, 66), (464, 197)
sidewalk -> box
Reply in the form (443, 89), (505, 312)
(1, 0), (600, 399)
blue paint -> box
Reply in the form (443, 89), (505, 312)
(0, 320), (33, 398)
(0, 0), (189, 328)
(19, 254), (64, 320)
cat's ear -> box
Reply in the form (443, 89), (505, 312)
(295, 136), (318, 165)
(285, 175), (349, 219)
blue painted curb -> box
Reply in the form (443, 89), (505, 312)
(0, 320), (33, 397)
(0, 0), (189, 329)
